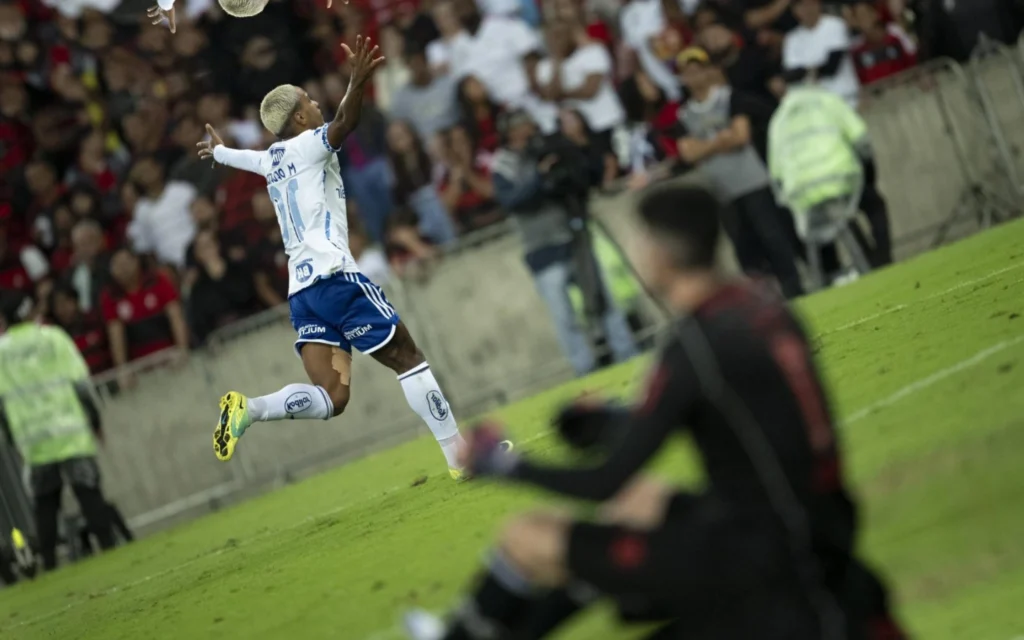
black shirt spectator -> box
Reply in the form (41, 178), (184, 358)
(186, 230), (260, 344)
(916, 0), (1024, 62)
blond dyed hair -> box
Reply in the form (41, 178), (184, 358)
(218, 0), (270, 18)
(260, 84), (301, 136)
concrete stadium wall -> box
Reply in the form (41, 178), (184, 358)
(90, 55), (1024, 534)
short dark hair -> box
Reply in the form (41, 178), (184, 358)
(0, 291), (29, 326)
(637, 184), (721, 269)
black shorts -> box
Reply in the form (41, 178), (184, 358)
(566, 495), (823, 639)
(30, 456), (101, 497)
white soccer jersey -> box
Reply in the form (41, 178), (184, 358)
(213, 126), (357, 296)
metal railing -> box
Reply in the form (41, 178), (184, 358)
(60, 46), (1024, 536)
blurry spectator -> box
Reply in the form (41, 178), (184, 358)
(439, 125), (502, 233)
(125, 156), (197, 269)
(426, 0), (472, 76)
(100, 247), (188, 372)
(736, 0), (799, 32)
(846, 0), (917, 85)
(917, 0), (1024, 62)
(618, 68), (683, 168)
(389, 47), (461, 144)
(338, 99), (394, 246)
(64, 130), (131, 220)
(23, 159), (66, 243)
(48, 283), (111, 376)
(249, 192), (289, 308)
(558, 109), (618, 188)
(700, 21), (785, 104)
(783, 0), (860, 108)
(534, 21), (626, 162)
(0, 84), (34, 184)
(67, 219), (109, 313)
(492, 110), (637, 375)
(620, 0), (682, 100)
(234, 34), (303, 109)
(449, 0), (558, 133)
(189, 196), (220, 235)
(386, 120), (459, 245)
(186, 230), (260, 344)
(545, 0), (615, 47)
(456, 76), (502, 153)
(349, 213), (392, 286)
(0, 223), (48, 293)
(43, 201), (76, 274)
(675, 48), (803, 298)
(168, 115), (227, 196)
(650, 0), (696, 62)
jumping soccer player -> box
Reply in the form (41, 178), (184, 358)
(405, 184), (904, 639)
(197, 36), (495, 480)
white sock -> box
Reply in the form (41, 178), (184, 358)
(398, 362), (463, 468)
(247, 384), (334, 422)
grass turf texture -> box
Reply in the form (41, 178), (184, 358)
(2, 221), (1024, 640)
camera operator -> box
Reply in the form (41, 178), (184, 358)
(492, 110), (638, 376)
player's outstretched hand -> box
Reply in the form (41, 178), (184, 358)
(341, 35), (386, 88)
(147, 4), (176, 34)
(464, 420), (519, 478)
(196, 124), (224, 164)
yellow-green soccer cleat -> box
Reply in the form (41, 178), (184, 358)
(214, 392), (251, 461)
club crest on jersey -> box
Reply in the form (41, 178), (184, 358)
(270, 147), (285, 168)
(295, 259), (314, 283)
(426, 390), (449, 421)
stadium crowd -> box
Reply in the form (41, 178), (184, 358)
(1, 0), (1021, 378)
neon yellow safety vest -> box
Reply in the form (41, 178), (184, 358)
(0, 323), (97, 465)
(768, 86), (868, 214)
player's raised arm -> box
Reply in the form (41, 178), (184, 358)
(197, 124), (263, 174)
(147, 0), (176, 33)
(326, 35), (386, 150)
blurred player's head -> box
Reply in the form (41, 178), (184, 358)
(632, 184), (722, 302)
(218, 0), (270, 17)
(260, 85), (323, 138)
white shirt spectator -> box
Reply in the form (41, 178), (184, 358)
(42, 0), (119, 17)
(783, 14), (860, 108)
(426, 31), (471, 75)
(535, 43), (626, 133)
(451, 16), (558, 133)
(620, 0), (680, 101)
(127, 182), (198, 268)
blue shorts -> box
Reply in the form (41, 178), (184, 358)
(289, 272), (400, 356)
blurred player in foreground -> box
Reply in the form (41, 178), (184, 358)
(198, 37), (502, 480)
(0, 293), (116, 571)
(405, 184), (904, 639)
(147, 0), (341, 34)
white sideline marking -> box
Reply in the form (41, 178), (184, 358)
(843, 335), (1024, 425)
(5, 263), (1023, 635)
(821, 262), (1024, 335)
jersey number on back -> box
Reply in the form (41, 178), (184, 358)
(269, 179), (305, 244)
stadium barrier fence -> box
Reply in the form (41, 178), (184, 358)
(75, 54), (1024, 535)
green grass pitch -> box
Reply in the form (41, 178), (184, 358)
(2, 221), (1024, 640)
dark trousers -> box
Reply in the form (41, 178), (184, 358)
(31, 457), (115, 570)
(730, 188), (804, 299)
(859, 160), (893, 268)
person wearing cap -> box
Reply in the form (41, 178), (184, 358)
(491, 110), (638, 376)
(675, 47), (804, 299)
(0, 292), (116, 571)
